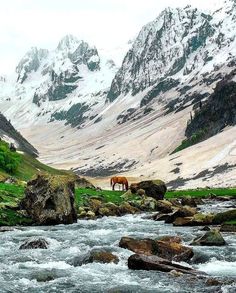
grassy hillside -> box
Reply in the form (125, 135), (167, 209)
(0, 140), (70, 182)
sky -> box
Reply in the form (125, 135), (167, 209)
(0, 0), (225, 75)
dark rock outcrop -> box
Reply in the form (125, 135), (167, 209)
(128, 254), (204, 275)
(212, 209), (236, 224)
(20, 174), (77, 225)
(130, 180), (167, 200)
(19, 238), (49, 249)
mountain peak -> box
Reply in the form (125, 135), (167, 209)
(57, 34), (81, 52)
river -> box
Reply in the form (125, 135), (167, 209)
(0, 200), (235, 292)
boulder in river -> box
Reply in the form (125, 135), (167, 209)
(128, 254), (204, 275)
(19, 238), (49, 249)
(212, 209), (236, 224)
(20, 174), (77, 225)
(130, 180), (167, 200)
(190, 229), (226, 246)
(119, 236), (193, 262)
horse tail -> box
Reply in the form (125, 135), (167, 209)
(110, 177), (113, 186)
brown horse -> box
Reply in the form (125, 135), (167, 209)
(110, 176), (129, 191)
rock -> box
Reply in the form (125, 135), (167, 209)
(86, 210), (96, 219)
(165, 206), (197, 224)
(206, 278), (221, 286)
(75, 176), (95, 189)
(158, 236), (182, 243)
(137, 189), (145, 196)
(119, 236), (193, 262)
(155, 200), (174, 213)
(120, 190), (133, 200)
(201, 226), (211, 231)
(19, 238), (49, 249)
(191, 229), (226, 246)
(155, 240), (194, 262)
(128, 254), (204, 275)
(220, 224), (236, 232)
(173, 213), (214, 226)
(180, 197), (203, 207)
(0, 227), (15, 232)
(153, 213), (171, 222)
(140, 197), (157, 211)
(98, 203), (120, 217)
(87, 250), (119, 264)
(213, 209), (236, 224)
(173, 217), (194, 226)
(20, 174), (77, 225)
(86, 198), (103, 213)
(119, 237), (156, 255)
(130, 180), (167, 200)
(119, 202), (140, 215)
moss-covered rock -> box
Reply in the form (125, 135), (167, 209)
(20, 174), (77, 225)
(212, 209), (236, 224)
(191, 229), (226, 246)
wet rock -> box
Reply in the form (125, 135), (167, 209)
(98, 202), (120, 217)
(119, 236), (193, 261)
(19, 238), (49, 249)
(191, 229), (226, 246)
(128, 254), (204, 275)
(206, 278), (221, 286)
(158, 236), (182, 243)
(119, 202), (140, 215)
(153, 213), (171, 222)
(220, 224), (236, 232)
(180, 197), (203, 207)
(119, 237), (156, 255)
(165, 206), (197, 224)
(155, 240), (194, 262)
(155, 200), (174, 213)
(20, 174), (77, 225)
(86, 210), (96, 219)
(130, 180), (167, 200)
(201, 226), (211, 231)
(0, 227), (15, 232)
(212, 209), (236, 224)
(173, 213), (214, 226)
(87, 250), (119, 264)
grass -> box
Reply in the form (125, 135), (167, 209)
(224, 220), (236, 225)
(0, 182), (236, 226)
(165, 188), (236, 199)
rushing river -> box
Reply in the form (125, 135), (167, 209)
(0, 200), (236, 293)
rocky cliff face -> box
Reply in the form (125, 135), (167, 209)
(0, 113), (38, 156)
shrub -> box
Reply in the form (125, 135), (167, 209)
(0, 142), (21, 173)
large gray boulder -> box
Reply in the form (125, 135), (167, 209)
(20, 174), (77, 225)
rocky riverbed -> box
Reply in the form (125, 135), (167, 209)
(0, 199), (236, 293)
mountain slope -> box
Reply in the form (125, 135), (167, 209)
(0, 1), (236, 189)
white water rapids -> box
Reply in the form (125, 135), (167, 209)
(0, 200), (236, 292)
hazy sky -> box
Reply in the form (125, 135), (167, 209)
(0, 0), (224, 75)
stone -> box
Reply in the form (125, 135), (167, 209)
(180, 197), (203, 207)
(86, 198), (103, 213)
(130, 180), (167, 200)
(19, 238), (49, 249)
(173, 213), (214, 226)
(119, 237), (157, 255)
(137, 189), (146, 196)
(128, 254), (204, 275)
(86, 210), (96, 219)
(119, 202), (140, 215)
(158, 236), (182, 243)
(20, 174), (77, 225)
(213, 209), (236, 224)
(220, 224), (236, 232)
(165, 206), (197, 224)
(155, 200), (174, 213)
(87, 250), (119, 264)
(155, 240), (194, 262)
(191, 229), (226, 246)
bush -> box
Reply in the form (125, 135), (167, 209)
(0, 142), (21, 173)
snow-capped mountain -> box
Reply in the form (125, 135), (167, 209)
(0, 34), (118, 128)
(0, 0), (235, 189)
